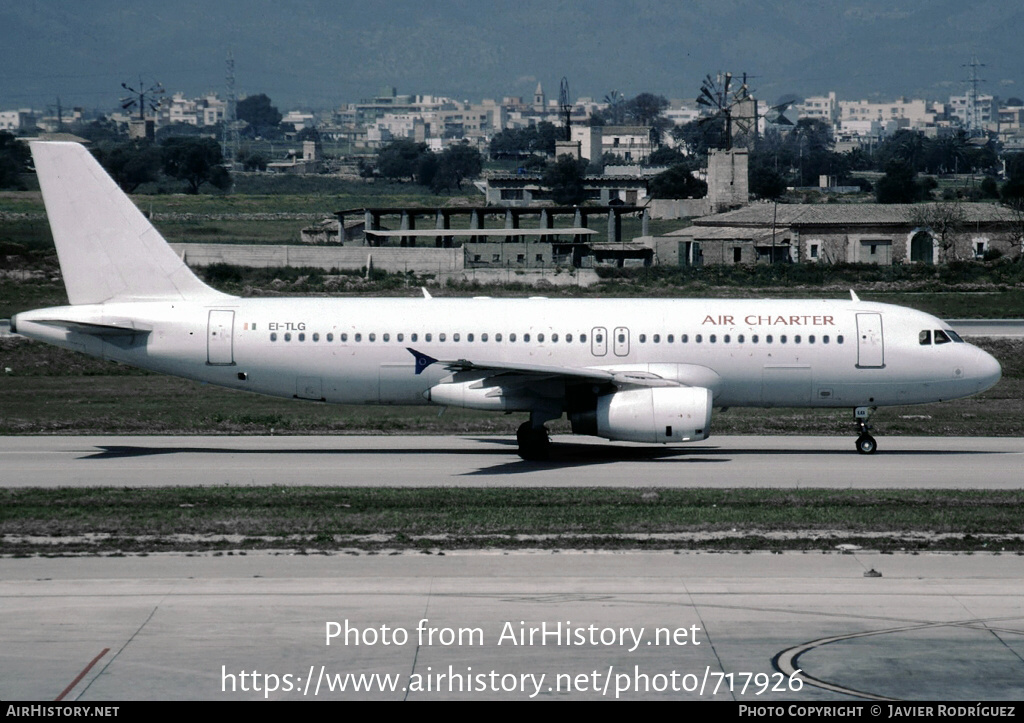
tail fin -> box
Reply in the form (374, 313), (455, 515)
(30, 141), (229, 305)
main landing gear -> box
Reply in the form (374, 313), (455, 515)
(516, 421), (551, 461)
(854, 406), (877, 455)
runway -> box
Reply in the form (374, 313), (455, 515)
(2, 551), (1022, 701)
(2, 434), (1023, 488)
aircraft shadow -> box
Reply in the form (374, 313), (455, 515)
(79, 441), (1002, 464)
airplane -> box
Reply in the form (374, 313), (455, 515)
(10, 142), (1003, 460)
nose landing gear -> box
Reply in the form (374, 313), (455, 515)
(854, 406), (877, 455)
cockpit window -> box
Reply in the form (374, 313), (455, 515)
(919, 330), (932, 345)
(933, 329), (951, 345)
(946, 330), (965, 343)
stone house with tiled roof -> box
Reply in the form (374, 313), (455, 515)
(660, 203), (1021, 266)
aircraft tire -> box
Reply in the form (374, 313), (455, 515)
(517, 422), (550, 461)
(856, 434), (877, 455)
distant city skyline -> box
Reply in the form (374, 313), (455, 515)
(2, 0), (1022, 112)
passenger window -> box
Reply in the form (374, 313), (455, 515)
(355, 333), (361, 342)
(551, 333), (558, 342)
(667, 334), (674, 343)
(285, 333), (291, 342)
(397, 333), (403, 342)
(313, 333), (319, 342)
(565, 333), (572, 342)
(696, 334), (702, 343)
(425, 333), (432, 342)
(766, 335), (773, 344)
(794, 335), (800, 344)
(653, 334), (660, 343)
(453, 333), (460, 342)
(341, 333), (348, 342)
(823, 335), (830, 344)
(934, 330), (951, 345)
(919, 330), (932, 345)
(724, 334), (731, 343)
(383, 333), (390, 342)
(595, 333), (602, 343)
(481, 333), (487, 342)
(496, 333), (502, 342)
(327, 333), (333, 342)
(710, 334), (716, 343)
(510, 333), (516, 342)
(439, 333), (446, 342)
(270, 332), (277, 341)
(837, 335), (843, 344)
(298, 333), (305, 342)
(780, 335), (786, 344)
(467, 333), (474, 342)
(737, 334), (744, 343)
(639, 334), (646, 343)
(524, 334), (531, 342)
(537, 333), (544, 342)
(752, 334), (759, 343)
(369, 333), (375, 342)
(411, 333), (418, 342)
(808, 335), (815, 344)
(682, 334), (689, 343)
(579, 334), (586, 342)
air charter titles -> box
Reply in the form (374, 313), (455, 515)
(702, 314), (836, 326)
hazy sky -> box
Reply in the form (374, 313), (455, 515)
(2, 0), (1022, 112)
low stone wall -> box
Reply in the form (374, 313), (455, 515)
(647, 198), (709, 219)
(168, 243), (464, 273)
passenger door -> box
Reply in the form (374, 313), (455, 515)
(856, 313), (885, 368)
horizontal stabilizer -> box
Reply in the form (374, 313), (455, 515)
(34, 319), (152, 337)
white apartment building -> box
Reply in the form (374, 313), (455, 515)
(0, 109), (38, 132)
(798, 92), (838, 125)
(838, 97), (934, 127)
(949, 93), (999, 132)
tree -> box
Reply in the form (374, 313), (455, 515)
(430, 144), (483, 193)
(876, 160), (928, 203)
(376, 139), (430, 182)
(910, 202), (967, 262)
(672, 119), (727, 158)
(626, 93), (669, 126)
(92, 141), (161, 192)
(542, 155), (588, 206)
(236, 94), (282, 137)
(489, 122), (559, 159)
(748, 158), (787, 200)
(648, 164), (707, 199)
(161, 137), (231, 194)
(0, 131), (31, 189)
(646, 146), (689, 167)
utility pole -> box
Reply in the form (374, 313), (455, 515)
(962, 54), (986, 137)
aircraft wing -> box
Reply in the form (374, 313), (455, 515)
(407, 348), (683, 388)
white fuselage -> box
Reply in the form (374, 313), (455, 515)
(13, 296), (1002, 414)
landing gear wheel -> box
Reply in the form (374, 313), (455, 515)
(516, 421), (551, 461)
(856, 433), (877, 455)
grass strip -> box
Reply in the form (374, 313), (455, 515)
(3, 488), (1023, 554)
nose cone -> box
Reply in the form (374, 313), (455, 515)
(973, 346), (1002, 392)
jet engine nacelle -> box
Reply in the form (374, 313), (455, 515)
(593, 386), (712, 443)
